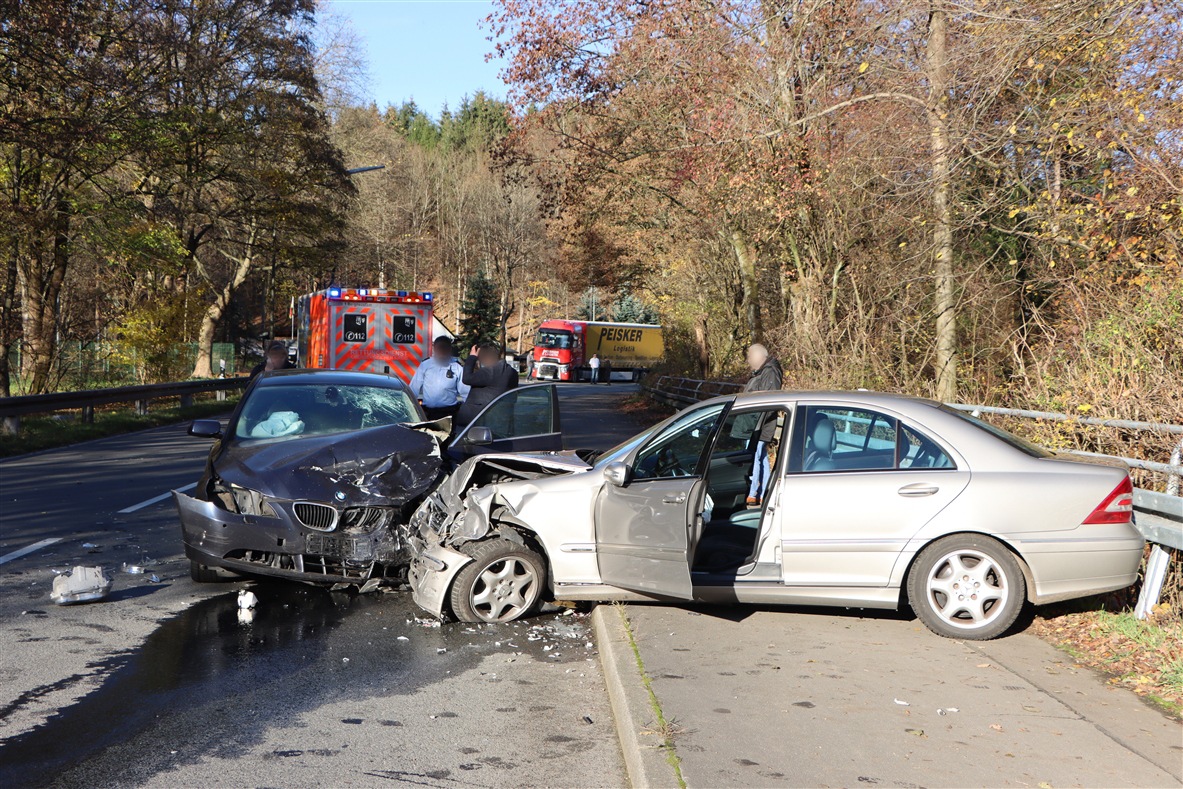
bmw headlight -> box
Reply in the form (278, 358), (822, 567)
(209, 480), (277, 517)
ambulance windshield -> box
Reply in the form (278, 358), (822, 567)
(535, 329), (573, 349)
(234, 383), (421, 441)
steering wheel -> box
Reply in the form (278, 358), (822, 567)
(654, 447), (690, 477)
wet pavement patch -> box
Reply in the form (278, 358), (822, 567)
(0, 583), (598, 788)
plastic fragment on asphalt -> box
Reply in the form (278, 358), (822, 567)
(937, 707), (959, 715)
(238, 590), (258, 609)
(359, 578), (382, 594)
(582, 715), (594, 724)
(397, 636), (409, 641)
(342, 657), (350, 663)
(437, 648), (447, 654)
(147, 574), (161, 583)
(82, 543), (98, 549)
(123, 563), (146, 575)
(893, 698), (910, 706)
(50, 566), (112, 605)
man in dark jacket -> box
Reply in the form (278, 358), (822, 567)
(743, 344), (783, 506)
(454, 343), (518, 429)
(249, 340), (296, 379)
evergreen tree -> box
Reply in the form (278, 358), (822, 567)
(610, 292), (658, 324)
(576, 287), (607, 321)
(459, 269), (501, 348)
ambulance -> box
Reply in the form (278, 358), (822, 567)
(295, 287), (435, 385)
(529, 319), (664, 382)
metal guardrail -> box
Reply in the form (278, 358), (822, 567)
(0, 377), (250, 435)
(643, 374), (1182, 617)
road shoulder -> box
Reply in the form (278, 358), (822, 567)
(611, 603), (1182, 788)
(592, 603), (683, 789)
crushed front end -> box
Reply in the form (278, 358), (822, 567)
(405, 453), (589, 616)
(178, 422), (446, 587)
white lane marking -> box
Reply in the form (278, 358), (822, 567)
(118, 482), (197, 514)
(0, 537), (63, 566)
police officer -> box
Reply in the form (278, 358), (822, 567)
(409, 337), (470, 420)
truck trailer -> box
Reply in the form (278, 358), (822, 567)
(295, 288), (435, 385)
(529, 319), (663, 382)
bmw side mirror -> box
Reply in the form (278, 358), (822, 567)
(604, 461), (630, 487)
(188, 419), (222, 439)
(466, 426), (493, 445)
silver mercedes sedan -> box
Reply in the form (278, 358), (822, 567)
(405, 391), (1144, 640)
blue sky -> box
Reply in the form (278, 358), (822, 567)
(326, 0), (506, 117)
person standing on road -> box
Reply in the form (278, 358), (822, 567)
(409, 337), (470, 421)
(455, 343), (518, 429)
(589, 353), (601, 384)
(249, 340), (296, 379)
(602, 357), (612, 386)
(743, 343), (784, 507)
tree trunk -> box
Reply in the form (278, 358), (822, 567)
(729, 227), (762, 342)
(192, 224), (258, 378)
(694, 312), (710, 379)
(927, 3), (958, 402)
(23, 198), (72, 394)
(0, 236), (20, 397)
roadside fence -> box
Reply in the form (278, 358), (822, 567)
(0, 378), (250, 436)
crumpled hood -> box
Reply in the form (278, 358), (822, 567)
(214, 423), (444, 506)
(408, 451), (590, 545)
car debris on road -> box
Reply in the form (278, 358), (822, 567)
(50, 565), (112, 605)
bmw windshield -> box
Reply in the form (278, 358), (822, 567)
(231, 383), (423, 442)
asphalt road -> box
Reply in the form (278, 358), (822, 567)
(0, 383), (643, 788)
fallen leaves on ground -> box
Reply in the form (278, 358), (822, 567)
(1028, 606), (1182, 718)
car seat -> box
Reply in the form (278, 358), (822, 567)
(804, 417), (837, 471)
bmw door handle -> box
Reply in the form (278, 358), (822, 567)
(897, 483), (939, 497)
(662, 493), (687, 504)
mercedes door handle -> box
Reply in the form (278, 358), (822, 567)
(662, 494), (687, 504)
(897, 483), (939, 497)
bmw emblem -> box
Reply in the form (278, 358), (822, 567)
(334, 491), (346, 502)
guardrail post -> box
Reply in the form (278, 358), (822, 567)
(1168, 438), (1182, 497)
(82, 405), (94, 424)
(180, 394), (194, 409)
(135, 398), (149, 416)
(1, 415), (18, 436)
(1134, 545), (1172, 620)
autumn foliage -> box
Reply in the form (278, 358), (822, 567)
(490, 0), (1181, 444)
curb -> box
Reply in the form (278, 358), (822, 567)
(592, 604), (680, 789)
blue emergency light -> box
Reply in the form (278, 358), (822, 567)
(396, 290), (408, 298)
(423, 292), (433, 301)
(328, 287), (341, 298)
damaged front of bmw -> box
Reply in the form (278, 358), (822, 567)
(404, 452), (593, 619)
(175, 370), (452, 588)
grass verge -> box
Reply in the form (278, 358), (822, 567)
(620, 391), (676, 426)
(0, 397), (239, 458)
(615, 602), (687, 789)
(1029, 606), (1182, 719)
